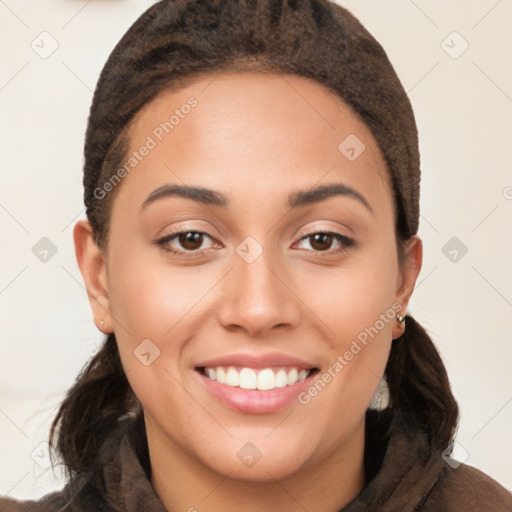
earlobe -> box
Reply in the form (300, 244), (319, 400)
(392, 235), (423, 339)
(73, 220), (112, 333)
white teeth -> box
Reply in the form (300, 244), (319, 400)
(298, 369), (309, 382)
(287, 368), (298, 386)
(275, 369), (288, 388)
(225, 367), (240, 387)
(239, 368), (257, 389)
(203, 366), (311, 390)
(257, 369), (275, 390)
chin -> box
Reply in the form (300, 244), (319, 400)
(202, 444), (312, 483)
(186, 424), (323, 483)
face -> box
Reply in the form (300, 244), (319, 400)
(75, 71), (421, 483)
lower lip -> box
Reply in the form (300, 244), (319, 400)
(196, 370), (315, 414)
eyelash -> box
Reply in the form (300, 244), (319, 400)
(154, 229), (355, 259)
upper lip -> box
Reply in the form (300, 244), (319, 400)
(196, 352), (317, 370)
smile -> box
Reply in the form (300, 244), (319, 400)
(195, 364), (319, 414)
(199, 366), (312, 391)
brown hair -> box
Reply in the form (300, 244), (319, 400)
(50, 0), (458, 485)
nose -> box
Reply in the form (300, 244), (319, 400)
(216, 246), (301, 337)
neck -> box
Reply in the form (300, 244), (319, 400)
(145, 414), (366, 512)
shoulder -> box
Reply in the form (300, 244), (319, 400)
(424, 460), (512, 511)
(0, 489), (68, 512)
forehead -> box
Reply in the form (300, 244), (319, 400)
(113, 71), (393, 216)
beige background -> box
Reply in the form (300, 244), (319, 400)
(1, 0), (511, 499)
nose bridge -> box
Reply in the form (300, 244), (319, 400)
(216, 238), (300, 335)
(237, 246), (279, 302)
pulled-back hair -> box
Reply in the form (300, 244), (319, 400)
(50, 0), (458, 484)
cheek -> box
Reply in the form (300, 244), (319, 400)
(295, 241), (398, 418)
(303, 238), (398, 343)
(107, 240), (222, 347)
(105, 243), (228, 420)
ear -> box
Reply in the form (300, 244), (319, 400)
(392, 235), (423, 339)
(73, 219), (112, 333)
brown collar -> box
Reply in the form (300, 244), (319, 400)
(61, 409), (444, 512)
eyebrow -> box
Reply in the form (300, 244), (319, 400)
(140, 183), (373, 214)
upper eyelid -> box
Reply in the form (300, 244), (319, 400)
(295, 225), (352, 240)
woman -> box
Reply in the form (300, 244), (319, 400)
(1, 0), (511, 510)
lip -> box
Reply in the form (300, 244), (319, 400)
(195, 352), (316, 371)
(195, 369), (318, 414)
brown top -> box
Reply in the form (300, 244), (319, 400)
(1, 409), (511, 511)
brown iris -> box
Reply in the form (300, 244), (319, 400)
(309, 233), (334, 251)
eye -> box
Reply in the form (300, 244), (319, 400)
(154, 229), (355, 258)
(155, 230), (218, 257)
(294, 231), (354, 254)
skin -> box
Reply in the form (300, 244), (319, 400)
(74, 72), (422, 512)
